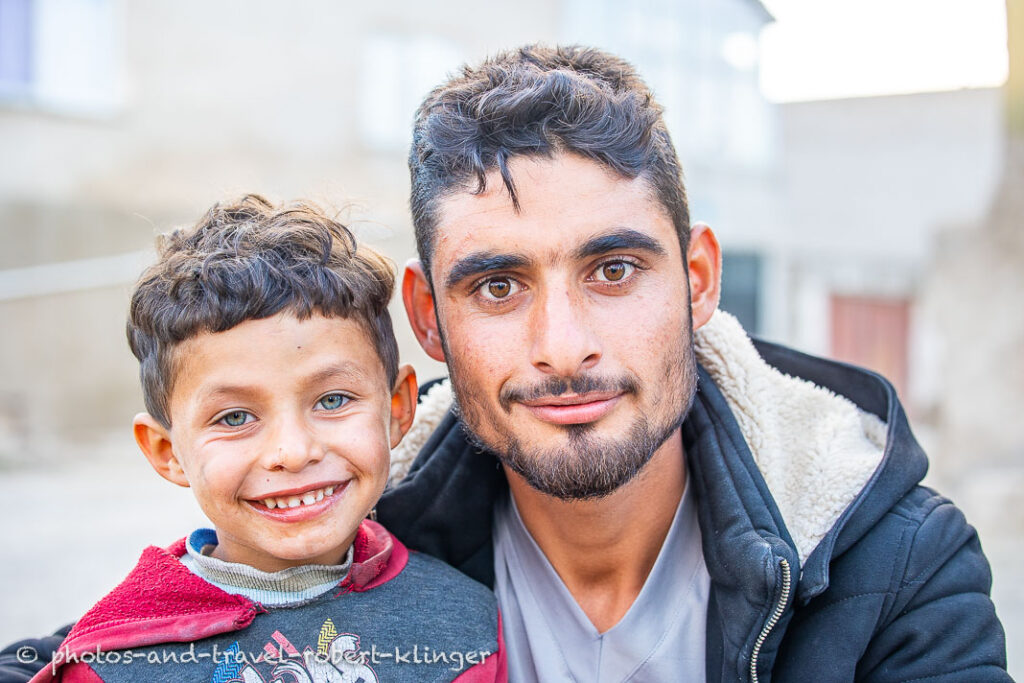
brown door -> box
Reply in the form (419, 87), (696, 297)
(830, 295), (910, 399)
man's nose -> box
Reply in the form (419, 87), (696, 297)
(528, 284), (601, 377)
(262, 414), (323, 472)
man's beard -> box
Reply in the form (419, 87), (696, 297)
(444, 334), (698, 501)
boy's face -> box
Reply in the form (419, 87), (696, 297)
(134, 312), (415, 572)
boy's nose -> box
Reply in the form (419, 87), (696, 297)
(263, 417), (322, 471)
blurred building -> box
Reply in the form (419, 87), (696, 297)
(776, 87), (1004, 410)
(922, 0), (1024, 483)
(0, 0), (775, 464)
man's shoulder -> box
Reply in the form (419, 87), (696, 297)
(873, 484), (986, 586)
(778, 482), (1009, 679)
(797, 480), (992, 621)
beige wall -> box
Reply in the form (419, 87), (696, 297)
(0, 1), (572, 462)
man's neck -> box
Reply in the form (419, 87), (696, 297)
(505, 431), (686, 633)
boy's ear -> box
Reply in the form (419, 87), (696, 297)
(133, 413), (189, 488)
(388, 364), (418, 449)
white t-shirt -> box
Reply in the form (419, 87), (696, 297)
(493, 481), (710, 682)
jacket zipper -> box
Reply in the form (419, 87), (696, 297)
(749, 557), (792, 683)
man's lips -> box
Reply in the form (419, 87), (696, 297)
(518, 391), (623, 425)
(245, 481), (348, 522)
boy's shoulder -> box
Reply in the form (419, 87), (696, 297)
(383, 544), (498, 618)
(403, 547), (495, 596)
(60, 518), (484, 649)
(37, 521), (501, 682)
(351, 520), (499, 643)
(66, 539), (258, 644)
(27, 540), (259, 683)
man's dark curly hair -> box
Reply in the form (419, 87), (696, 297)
(409, 44), (690, 282)
(127, 194), (398, 428)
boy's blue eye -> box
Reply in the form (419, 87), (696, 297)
(318, 394), (349, 411)
(221, 411), (251, 427)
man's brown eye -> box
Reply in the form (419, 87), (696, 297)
(601, 262), (628, 281)
(487, 279), (512, 298)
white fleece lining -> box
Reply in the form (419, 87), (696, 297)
(389, 309), (886, 565)
(694, 311), (886, 564)
(390, 379), (454, 483)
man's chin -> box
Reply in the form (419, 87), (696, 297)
(505, 456), (647, 501)
(473, 418), (671, 501)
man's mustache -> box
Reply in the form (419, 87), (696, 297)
(499, 373), (639, 413)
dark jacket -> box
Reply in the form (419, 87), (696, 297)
(1, 337), (1010, 682)
(375, 337), (1011, 682)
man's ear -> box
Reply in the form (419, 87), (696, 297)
(388, 364), (418, 448)
(133, 413), (189, 488)
(687, 222), (722, 331)
(402, 259), (445, 362)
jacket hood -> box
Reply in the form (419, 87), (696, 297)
(388, 310), (927, 588)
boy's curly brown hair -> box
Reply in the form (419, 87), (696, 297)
(127, 194), (398, 427)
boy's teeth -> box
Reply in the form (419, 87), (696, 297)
(260, 486), (337, 510)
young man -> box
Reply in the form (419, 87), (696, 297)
(0, 46), (1010, 683)
(382, 45), (1011, 681)
(30, 195), (504, 682)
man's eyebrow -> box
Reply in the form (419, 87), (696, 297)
(572, 229), (669, 260)
(444, 252), (531, 289)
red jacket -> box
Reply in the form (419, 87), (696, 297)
(33, 520), (505, 683)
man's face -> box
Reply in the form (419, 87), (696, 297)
(428, 153), (698, 500)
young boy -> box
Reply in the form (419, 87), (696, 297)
(34, 195), (505, 682)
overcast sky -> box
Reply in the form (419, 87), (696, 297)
(759, 0), (1009, 101)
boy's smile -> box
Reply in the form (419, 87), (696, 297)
(134, 312), (415, 573)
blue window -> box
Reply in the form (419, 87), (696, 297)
(0, 0), (32, 96)
(720, 250), (762, 334)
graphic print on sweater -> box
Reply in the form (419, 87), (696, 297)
(208, 620), (379, 683)
(82, 552), (499, 683)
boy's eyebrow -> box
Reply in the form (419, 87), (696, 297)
(444, 252), (531, 289)
(197, 363), (372, 403)
(199, 384), (262, 403)
(306, 361), (371, 387)
(572, 228), (668, 260)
